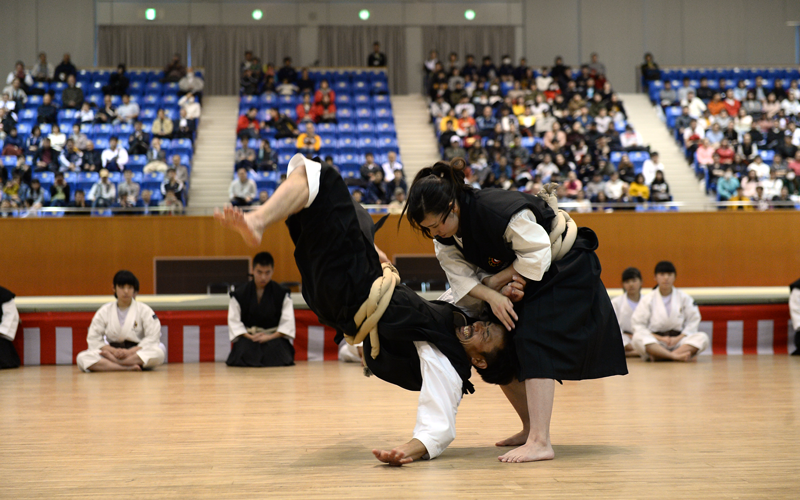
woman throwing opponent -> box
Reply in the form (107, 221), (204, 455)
(404, 158), (628, 463)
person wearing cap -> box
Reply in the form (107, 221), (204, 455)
(88, 169), (117, 208)
(790, 278), (800, 356)
(631, 261), (709, 362)
(611, 267), (644, 357)
(76, 271), (166, 372)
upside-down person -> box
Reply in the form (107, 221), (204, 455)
(215, 154), (524, 466)
(404, 159), (628, 463)
(76, 271), (166, 372)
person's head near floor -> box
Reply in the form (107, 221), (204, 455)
(251, 251), (274, 289)
(113, 270), (139, 307)
(654, 261), (676, 296)
(622, 267), (642, 299)
(454, 308), (519, 385)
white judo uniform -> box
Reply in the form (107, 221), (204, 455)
(76, 299), (166, 372)
(631, 288), (709, 359)
(790, 288), (800, 334)
(610, 293), (638, 348)
(0, 297), (20, 342)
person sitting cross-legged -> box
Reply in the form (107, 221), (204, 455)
(226, 252), (296, 367)
(611, 267), (644, 357)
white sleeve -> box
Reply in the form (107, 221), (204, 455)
(118, 148), (129, 167)
(679, 292), (701, 336)
(0, 299), (20, 341)
(277, 295), (296, 339)
(86, 305), (109, 350)
(411, 341), (463, 460)
(434, 239), (483, 304)
(631, 294), (652, 337)
(790, 289), (800, 332)
(137, 304), (162, 348)
(227, 297), (248, 342)
(504, 210), (552, 282)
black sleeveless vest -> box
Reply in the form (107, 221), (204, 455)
(231, 280), (289, 330)
(435, 189), (556, 274)
(791, 279), (800, 292)
(0, 287), (14, 326)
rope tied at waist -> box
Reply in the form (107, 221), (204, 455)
(344, 262), (401, 359)
(536, 182), (578, 261)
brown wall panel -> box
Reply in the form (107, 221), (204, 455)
(2, 211), (799, 296)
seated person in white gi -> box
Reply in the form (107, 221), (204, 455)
(76, 271), (166, 372)
(610, 267), (643, 357)
(790, 278), (800, 356)
(226, 252), (296, 367)
(0, 286), (21, 369)
(631, 261), (709, 361)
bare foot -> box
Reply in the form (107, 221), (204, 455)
(127, 364), (142, 371)
(498, 440), (554, 463)
(671, 351), (692, 362)
(372, 448), (413, 466)
(496, 428), (529, 447)
(214, 205), (263, 247)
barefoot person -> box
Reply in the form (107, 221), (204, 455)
(631, 261), (709, 361)
(405, 159), (628, 463)
(216, 154), (518, 466)
(76, 271), (166, 372)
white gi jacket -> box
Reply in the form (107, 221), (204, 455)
(76, 299), (165, 371)
(227, 294), (296, 342)
(610, 294), (638, 347)
(790, 289), (800, 333)
(631, 288), (701, 338)
(0, 298), (20, 342)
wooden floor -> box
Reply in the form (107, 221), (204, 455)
(1, 357), (798, 499)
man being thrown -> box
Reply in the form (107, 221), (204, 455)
(76, 271), (166, 372)
(631, 261), (709, 361)
(216, 154), (521, 465)
(611, 267), (644, 357)
(226, 252), (296, 367)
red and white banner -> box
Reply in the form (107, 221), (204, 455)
(12, 309), (340, 366)
(10, 304), (796, 365)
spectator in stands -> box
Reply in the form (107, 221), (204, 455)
(430, 95), (451, 122)
(296, 123), (321, 157)
(364, 169), (389, 204)
(67, 189), (89, 213)
(235, 141), (256, 171)
(118, 169), (140, 208)
(257, 139), (277, 172)
(386, 166), (407, 195)
(640, 53), (660, 90)
(763, 93), (781, 119)
(115, 94), (140, 125)
(3, 77), (27, 110)
(716, 168), (739, 201)
(675, 78), (694, 103)
(584, 173), (605, 200)
(31, 52), (54, 82)
(257, 190), (269, 205)
(360, 152), (381, 180)
(101, 136), (129, 172)
(37, 93), (58, 125)
(34, 138), (57, 172)
(128, 121), (151, 156)
(741, 169), (760, 198)
(296, 68), (314, 94)
(638, 151), (662, 186)
(103, 64), (129, 96)
(237, 108), (260, 140)
(137, 189), (158, 214)
(705, 122), (724, 146)
(736, 132), (758, 161)
(781, 89), (800, 116)
(2, 128), (22, 156)
(82, 140), (102, 172)
(777, 134), (799, 161)
(772, 186), (793, 208)
(47, 124), (65, 153)
(747, 154), (770, 180)
(88, 168), (116, 207)
(695, 138), (716, 171)
(162, 190), (184, 214)
(229, 167), (257, 206)
(168, 155), (189, 185)
(77, 101), (94, 124)
(266, 108), (298, 139)
(1, 173), (27, 208)
(240, 67), (261, 95)
(276, 57), (297, 84)
(6, 61), (33, 89)
(0, 92), (15, 114)
(160, 167), (184, 203)
(49, 172), (70, 207)
(789, 151), (800, 177)
(658, 80), (678, 107)
(563, 171), (582, 198)
(381, 150), (403, 182)
(682, 90), (706, 119)
(387, 187), (406, 214)
(61, 75), (83, 109)
(323, 155), (339, 173)
(604, 171), (627, 202)
(173, 108), (195, 140)
(143, 137), (168, 173)
(313, 79), (335, 104)
(716, 139), (735, 166)
(178, 92), (201, 120)
(54, 53), (76, 83)
(741, 91), (762, 117)
(276, 78), (299, 96)
(723, 89), (741, 116)
(296, 93), (318, 124)
(368, 41), (387, 67)
(627, 173), (649, 202)
(649, 171), (671, 202)
(751, 185), (769, 211)
(178, 67), (204, 97)
(162, 54), (187, 83)
(619, 125), (644, 151)
(314, 94), (337, 124)
(58, 138), (83, 172)
(94, 95), (117, 124)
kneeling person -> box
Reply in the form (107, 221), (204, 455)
(226, 252), (295, 367)
(76, 271), (166, 372)
(631, 261), (709, 361)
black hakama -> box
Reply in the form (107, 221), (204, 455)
(286, 162), (473, 393)
(0, 338), (20, 369)
(226, 337), (295, 367)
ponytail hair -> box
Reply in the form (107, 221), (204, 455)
(401, 157), (470, 238)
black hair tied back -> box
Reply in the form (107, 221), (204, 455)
(401, 157), (471, 238)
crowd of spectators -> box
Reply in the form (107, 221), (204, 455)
(0, 53), (202, 214)
(648, 55), (800, 210)
(424, 51), (661, 210)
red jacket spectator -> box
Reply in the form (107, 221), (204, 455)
(296, 102), (319, 123)
(312, 101), (337, 123)
(314, 87), (336, 104)
(723, 97), (741, 117)
(236, 110), (260, 135)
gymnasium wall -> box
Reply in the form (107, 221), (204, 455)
(3, 0), (798, 95)
(3, 211), (799, 297)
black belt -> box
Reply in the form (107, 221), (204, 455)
(109, 340), (139, 349)
(655, 330), (682, 337)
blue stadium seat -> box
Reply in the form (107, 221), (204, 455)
(371, 80), (388, 95)
(372, 95), (390, 105)
(316, 123), (336, 134)
(96, 124), (114, 135)
(140, 108), (157, 120)
(19, 109), (37, 121)
(240, 95), (258, 106)
(375, 120), (396, 134)
(274, 137), (296, 151)
(628, 152), (650, 169)
(161, 95), (178, 106)
(259, 93), (277, 106)
(278, 153), (293, 165)
(337, 121), (356, 134)
(163, 83), (179, 95)
(357, 121), (374, 134)
(320, 135), (336, 149)
(75, 171), (99, 192)
(337, 135), (357, 149)
(39, 124), (52, 135)
(357, 136), (378, 150)
(335, 94), (352, 105)
(1, 156), (17, 167)
(94, 137), (109, 149)
(337, 107), (354, 120)
(759, 150), (775, 163)
(374, 107), (393, 119)
(26, 95), (43, 108)
(145, 82), (163, 93)
(16, 123), (32, 136)
(127, 155), (147, 172)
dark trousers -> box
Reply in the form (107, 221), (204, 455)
(226, 336), (295, 367)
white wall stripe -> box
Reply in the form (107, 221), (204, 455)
(789, 323), (797, 354)
(214, 325), (230, 362)
(698, 321), (714, 356)
(161, 326), (169, 363)
(183, 325), (200, 363)
(757, 320), (774, 355)
(55, 327), (73, 364)
(23, 328), (40, 365)
(726, 321), (744, 355)
(307, 326), (325, 362)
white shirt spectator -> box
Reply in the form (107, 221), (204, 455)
(641, 158), (665, 186)
(535, 75), (553, 92)
(620, 130), (643, 149)
(381, 159), (404, 183)
(178, 94), (201, 120)
(454, 101), (475, 118)
(781, 93), (800, 116)
(88, 180), (116, 202)
(677, 85), (696, 103)
(761, 177), (783, 199)
(604, 178), (626, 200)
(6, 71), (33, 87)
(178, 73), (205, 94)
(536, 161), (559, 182)
(430, 100), (451, 119)
(48, 131), (66, 152)
(101, 145), (129, 169)
(747, 159), (770, 180)
(682, 96), (707, 119)
(116, 101), (140, 123)
(594, 115), (612, 134)
(229, 177), (257, 201)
